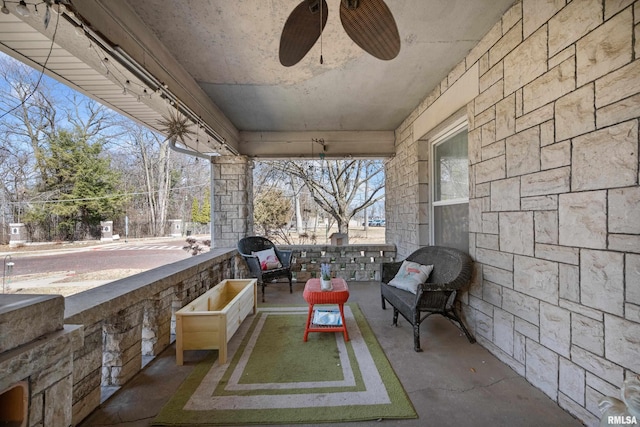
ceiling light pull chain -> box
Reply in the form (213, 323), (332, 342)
(319, 0), (323, 64)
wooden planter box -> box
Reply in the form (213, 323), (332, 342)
(175, 278), (257, 365)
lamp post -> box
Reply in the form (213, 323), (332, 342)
(2, 254), (15, 293)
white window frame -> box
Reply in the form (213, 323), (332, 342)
(429, 118), (469, 246)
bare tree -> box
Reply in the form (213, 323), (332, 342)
(259, 159), (384, 234)
(64, 92), (125, 143)
(129, 125), (171, 236)
(0, 57), (56, 189)
(290, 175), (304, 234)
(109, 122), (200, 237)
(0, 52), (212, 241)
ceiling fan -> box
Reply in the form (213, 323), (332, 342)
(279, 0), (401, 67)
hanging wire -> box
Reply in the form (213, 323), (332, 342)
(194, 120), (201, 161)
(319, 0), (323, 64)
(0, 2), (60, 121)
(4, 183), (210, 206)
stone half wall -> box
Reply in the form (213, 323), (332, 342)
(388, 1), (640, 425)
(278, 244), (397, 282)
(64, 249), (239, 424)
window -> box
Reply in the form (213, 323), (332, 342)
(431, 121), (469, 253)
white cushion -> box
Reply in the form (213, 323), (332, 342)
(388, 260), (434, 294)
(252, 248), (282, 271)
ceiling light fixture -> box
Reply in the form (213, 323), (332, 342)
(15, 0), (29, 17)
(1, 1), (9, 14)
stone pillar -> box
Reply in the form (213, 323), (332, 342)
(100, 220), (113, 241)
(168, 219), (183, 237)
(330, 233), (349, 245)
(211, 156), (253, 248)
(8, 223), (26, 248)
(102, 304), (144, 386)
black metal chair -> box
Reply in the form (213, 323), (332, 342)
(380, 245), (476, 352)
(237, 236), (293, 302)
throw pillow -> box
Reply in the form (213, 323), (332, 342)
(388, 260), (434, 294)
(252, 248), (282, 271)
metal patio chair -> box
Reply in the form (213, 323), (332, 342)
(237, 236), (293, 302)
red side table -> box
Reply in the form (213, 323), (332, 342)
(303, 278), (350, 342)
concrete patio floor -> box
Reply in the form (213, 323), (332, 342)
(79, 281), (585, 427)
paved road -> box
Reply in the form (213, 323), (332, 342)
(6, 238), (192, 277)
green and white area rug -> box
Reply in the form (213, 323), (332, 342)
(153, 305), (417, 425)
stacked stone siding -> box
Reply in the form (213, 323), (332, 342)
(388, 1), (640, 425)
(212, 156), (253, 248)
(0, 296), (82, 427)
(279, 244), (396, 282)
(385, 119), (424, 257)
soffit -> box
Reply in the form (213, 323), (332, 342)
(0, 1), (516, 158)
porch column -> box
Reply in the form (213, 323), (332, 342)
(211, 156), (253, 248)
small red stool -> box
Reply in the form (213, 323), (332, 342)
(303, 278), (350, 342)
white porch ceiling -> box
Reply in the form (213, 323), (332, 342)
(0, 0), (515, 158)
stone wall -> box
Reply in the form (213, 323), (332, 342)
(64, 249), (239, 424)
(385, 121), (423, 257)
(0, 296), (82, 427)
(388, 1), (640, 425)
(279, 244), (396, 282)
(212, 155), (253, 248)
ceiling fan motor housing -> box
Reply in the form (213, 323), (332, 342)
(307, 0), (320, 13)
(342, 0), (359, 9)
(310, 0), (359, 11)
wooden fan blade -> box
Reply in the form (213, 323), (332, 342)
(279, 0), (328, 67)
(339, 0), (400, 60)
